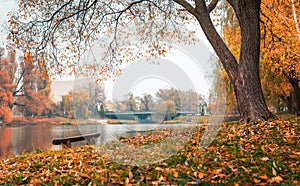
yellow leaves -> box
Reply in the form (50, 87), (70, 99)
(241, 166), (250, 174)
(158, 175), (165, 182)
(260, 0), (300, 80)
(173, 171), (179, 178)
(197, 172), (205, 179)
(272, 161), (277, 169)
(125, 177), (130, 184)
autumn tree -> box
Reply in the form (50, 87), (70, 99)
(222, 0), (300, 115)
(139, 93), (154, 112)
(61, 93), (74, 118)
(60, 90), (91, 119)
(0, 48), (19, 99)
(16, 54), (52, 117)
(72, 90), (91, 119)
(180, 89), (204, 110)
(260, 0), (300, 115)
(156, 88), (203, 110)
(7, 0), (277, 123)
(1, 49), (19, 99)
(209, 62), (238, 115)
(124, 93), (138, 111)
(217, 1), (240, 115)
(77, 79), (106, 116)
(154, 100), (177, 120)
(112, 100), (128, 112)
(0, 48), (53, 118)
(156, 88), (181, 110)
(0, 49), (14, 123)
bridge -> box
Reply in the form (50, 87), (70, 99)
(104, 109), (201, 120)
(104, 111), (153, 120)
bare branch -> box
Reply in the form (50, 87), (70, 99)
(207, 0), (219, 13)
(173, 0), (196, 16)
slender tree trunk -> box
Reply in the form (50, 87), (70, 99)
(194, 0), (276, 123)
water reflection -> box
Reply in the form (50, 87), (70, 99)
(0, 123), (194, 158)
(0, 125), (82, 158)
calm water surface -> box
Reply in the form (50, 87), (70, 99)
(0, 123), (193, 158)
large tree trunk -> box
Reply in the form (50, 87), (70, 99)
(288, 78), (300, 116)
(193, 0), (276, 123)
(233, 68), (276, 123)
(231, 0), (276, 123)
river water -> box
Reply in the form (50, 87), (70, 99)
(0, 123), (195, 158)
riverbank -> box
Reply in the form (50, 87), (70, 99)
(0, 117), (97, 127)
(0, 115), (299, 185)
(1, 115), (213, 127)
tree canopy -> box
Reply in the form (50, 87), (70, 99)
(6, 0), (278, 123)
(7, 0), (196, 80)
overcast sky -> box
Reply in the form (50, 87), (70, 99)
(0, 0), (17, 46)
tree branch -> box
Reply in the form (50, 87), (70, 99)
(207, 0), (219, 13)
(173, 0), (197, 16)
(195, 0), (238, 81)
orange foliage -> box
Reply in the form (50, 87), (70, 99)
(17, 54), (52, 117)
(154, 100), (176, 120)
(0, 51), (14, 123)
(0, 107), (12, 123)
(261, 0), (300, 80)
(221, 0), (300, 113)
(23, 52), (35, 63)
(260, 0), (300, 112)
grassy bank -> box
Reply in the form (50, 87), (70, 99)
(2, 116), (104, 126)
(106, 119), (138, 124)
(0, 115), (299, 185)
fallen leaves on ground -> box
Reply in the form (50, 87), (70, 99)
(0, 115), (299, 185)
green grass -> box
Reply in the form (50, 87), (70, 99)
(0, 115), (299, 185)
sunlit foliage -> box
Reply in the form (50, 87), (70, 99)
(261, 0), (300, 115)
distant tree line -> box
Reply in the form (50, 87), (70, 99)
(106, 88), (204, 121)
(54, 81), (105, 120)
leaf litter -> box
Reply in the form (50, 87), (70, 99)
(0, 116), (299, 185)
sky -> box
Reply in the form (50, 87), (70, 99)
(0, 0), (216, 101)
(0, 0), (17, 44)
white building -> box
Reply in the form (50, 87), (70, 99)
(51, 78), (105, 103)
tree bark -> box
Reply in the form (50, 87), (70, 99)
(193, 0), (276, 123)
(288, 78), (300, 116)
(231, 0), (276, 123)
